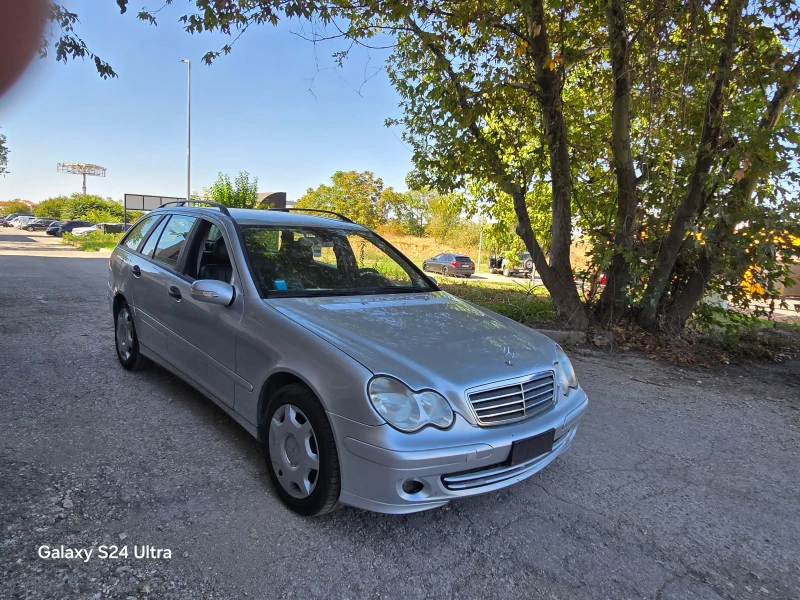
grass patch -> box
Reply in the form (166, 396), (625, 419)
(62, 231), (122, 251)
(439, 279), (555, 325)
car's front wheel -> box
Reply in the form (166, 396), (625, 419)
(261, 383), (341, 516)
(114, 302), (149, 371)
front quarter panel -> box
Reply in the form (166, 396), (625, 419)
(234, 296), (383, 429)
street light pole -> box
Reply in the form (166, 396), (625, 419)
(180, 59), (191, 203)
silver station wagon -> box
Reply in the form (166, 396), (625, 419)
(108, 202), (588, 515)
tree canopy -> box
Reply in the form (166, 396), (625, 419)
(47, 0), (800, 331)
(204, 171), (260, 209)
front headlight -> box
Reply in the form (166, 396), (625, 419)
(554, 345), (578, 396)
(368, 377), (454, 432)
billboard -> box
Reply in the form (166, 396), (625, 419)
(124, 194), (185, 211)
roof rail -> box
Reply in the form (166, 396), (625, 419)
(267, 208), (354, 224)
(155, 200), (232, 218)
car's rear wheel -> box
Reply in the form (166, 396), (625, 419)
(114, 302), (149, 371)
(25, 226), (34, 231)
(442, 267), (449, 277)
(261, 383), (340, 516)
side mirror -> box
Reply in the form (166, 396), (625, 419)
(429, 276), (438, 286)
(190, 279), (235, 306)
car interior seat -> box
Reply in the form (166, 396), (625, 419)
(199, 237), (233, 283)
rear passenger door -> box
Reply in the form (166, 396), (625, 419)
(161, 218), (244, 407)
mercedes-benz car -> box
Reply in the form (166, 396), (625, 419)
(107, 202), (588, 516)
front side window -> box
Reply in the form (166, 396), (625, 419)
(241, 226), (433, 297)
(152, 215), (196, 269)
(121, 215), (159, 251)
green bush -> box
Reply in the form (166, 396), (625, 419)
(62, 231), (123, 252)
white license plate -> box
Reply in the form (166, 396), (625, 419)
(461, 264), (470, 268)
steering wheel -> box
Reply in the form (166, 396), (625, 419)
(357, 268), (394, 287)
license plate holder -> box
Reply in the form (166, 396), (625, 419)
(461, 264), (470, 268)
(509, 429), (555, 466)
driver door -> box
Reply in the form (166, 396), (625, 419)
(162, 219), (244, 408)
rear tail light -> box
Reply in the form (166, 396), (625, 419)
(470, 263), (475, 268)
(451, 261), (459, 267)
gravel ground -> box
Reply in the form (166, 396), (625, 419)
(1, 229), (799, 600)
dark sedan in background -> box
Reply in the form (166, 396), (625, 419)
(55, 220), (93, 236)
(45, 221), (66, 235)
(422, 253), (476, 278)
(24, 218), (57, 231)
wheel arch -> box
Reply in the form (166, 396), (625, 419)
(112, 293), (127, 318)
(257, 371), (313, 437)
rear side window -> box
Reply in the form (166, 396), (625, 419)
(152, 216), (196, 269)
(140, 218), (169, 257)
(120, 215), (159, 251)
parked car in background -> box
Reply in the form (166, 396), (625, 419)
(24, 218), (57, 231)
(71, 225), (98, 236)
(108, 203), (587, 516)
(45, 221), (65, 235)
(422, 253), (476, 278)
(56, 220), (94, 236)
(11, 216), (38, 229)
(1, 212), (35, 227)
(489, 251), (535, 278)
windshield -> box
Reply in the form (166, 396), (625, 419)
(241, 225), (435, 298)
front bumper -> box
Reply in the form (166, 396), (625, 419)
(331, 389), (588, 514)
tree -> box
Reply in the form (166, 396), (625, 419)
(33, 196), (71, 219)
(0, 127), (8, 176)
(204, 171), (260, 209)
(1, 200), (32, 215)
(51, 0), (800, 331)
(380, 188), (428, 236)
(297, 171), (386, 229)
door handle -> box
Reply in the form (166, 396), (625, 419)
(131, 265), (141, 278)
(168, 285), (182, 300)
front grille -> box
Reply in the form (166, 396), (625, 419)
(467, 371), (555, 426)
(441, 431), (571, 491)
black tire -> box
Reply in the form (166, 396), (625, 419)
(443, 267), (449, 277)
(25, 226), (34, 231)
(523, 259), (534, 271)
(114, 301), (150, 371)
(422, 263), (427, 272)
(464, 274), (472, 278)
(260, 383), (341, 516)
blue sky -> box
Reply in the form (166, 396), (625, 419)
(0, 2), (410, 203)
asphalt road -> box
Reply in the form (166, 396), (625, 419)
(1, 228), (799, 600)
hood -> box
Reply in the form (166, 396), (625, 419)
(265, 291), (558, 392)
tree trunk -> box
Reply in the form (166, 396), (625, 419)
(636, 0), (746, 331)
(522, 0), (589, 330)
(663, 54), (800, 329)
(596, 0), (639, 324)
(510, 190), (588, 328)
(407, 11), (588, 329)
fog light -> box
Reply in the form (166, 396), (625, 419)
(401, 479), (424, 495)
